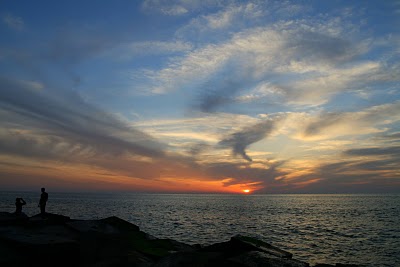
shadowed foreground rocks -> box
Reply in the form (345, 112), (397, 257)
(0, 212), (363, 267)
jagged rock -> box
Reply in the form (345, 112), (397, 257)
(66, 220), (121, 235)
(101, 216), (140, 232)
(201, 234), (293, 260)
(231, 234), (293, 259)
(124, 230), (195, 259)
(228, 251), (309, 267)
(200, 239), (235, 254)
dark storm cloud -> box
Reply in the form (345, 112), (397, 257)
(0, 77), (165, 160)
(218, 118), (279, 161)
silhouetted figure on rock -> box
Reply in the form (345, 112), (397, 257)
(15, 198), (26, 215)
(38, 187), (48, 217)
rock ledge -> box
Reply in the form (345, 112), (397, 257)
(0, 212), (363, 267)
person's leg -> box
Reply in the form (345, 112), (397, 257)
(40, 204), (46, 214)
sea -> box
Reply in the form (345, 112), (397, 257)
(1, 192), (399, 266)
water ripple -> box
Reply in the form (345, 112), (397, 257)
(1, 193), (399, 266)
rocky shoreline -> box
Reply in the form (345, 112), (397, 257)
(0, 212), (362, 267)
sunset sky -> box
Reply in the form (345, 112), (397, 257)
(1, 0), (399, 193)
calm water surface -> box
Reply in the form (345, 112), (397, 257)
(1, 192), (399, 266)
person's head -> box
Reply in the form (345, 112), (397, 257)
(16, 198), (20, 202)
(41, 187), (45, 192)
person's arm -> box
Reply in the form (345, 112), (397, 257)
(21, 199), (26, 205)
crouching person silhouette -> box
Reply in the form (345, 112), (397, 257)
(15, 197), (26, 215)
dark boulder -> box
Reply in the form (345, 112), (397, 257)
(0, 224), (79, 267)
(29, 212), (70, 225)
(101, 216), (140, 232)
(0, 211), (28, 226)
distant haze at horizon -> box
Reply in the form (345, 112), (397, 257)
(0, 0), (399, 193)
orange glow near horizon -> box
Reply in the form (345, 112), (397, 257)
(0, 155), (268, 193)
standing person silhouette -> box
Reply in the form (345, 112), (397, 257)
(15, 198), (26, 215)
(38, 187), (48, 216)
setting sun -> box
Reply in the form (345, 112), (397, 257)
(243, 189), (250, 193)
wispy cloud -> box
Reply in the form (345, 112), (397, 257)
(175, 1), (307, 41)
(2, 13), (24, 31)
(141, 0), (235, 15)
(133, 113), (259, 144)
(0, 77), (165, 160)
(344, 146), (400, 157)
(135, 16), (394, 111)
(300, 101), (400, 140)
(176, 2), (263, 37)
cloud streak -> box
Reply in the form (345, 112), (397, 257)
(0, 77), (165, 160)
(301, 101), (400, 139)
